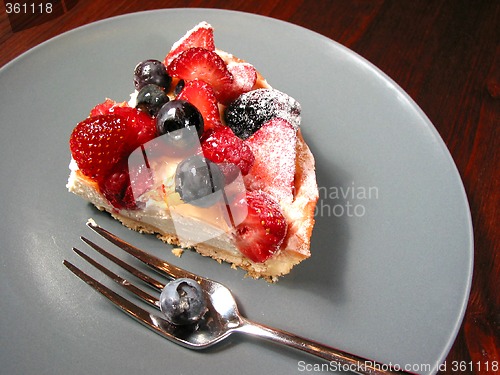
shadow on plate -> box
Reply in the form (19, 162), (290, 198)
(280, 150), (353, 305)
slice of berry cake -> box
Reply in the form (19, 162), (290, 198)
(67, 22), (318, 281)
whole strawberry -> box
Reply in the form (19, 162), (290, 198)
(69, 108), (156, 186)
(70, 115), (132, 183)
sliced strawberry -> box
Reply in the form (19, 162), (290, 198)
(234, 190), (287, 263)
(176, 80), (222, 130)
(244, 118), (297, 206)
(89, 98), (129, 117)
(167, 47), (233, 102)
(201, 126), (254, 177)
(217, 62), (257, 105)
(164, 22), (215, 66)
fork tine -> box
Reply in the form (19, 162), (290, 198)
(63, 260), (185, 344)
(72, 247), (159, 307)
(86, 220), (200, 281)
(80, 236), (165, 291)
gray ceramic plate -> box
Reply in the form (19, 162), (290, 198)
(0, 9), (473, 375)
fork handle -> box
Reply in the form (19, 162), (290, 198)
(236, 318), (414, 375)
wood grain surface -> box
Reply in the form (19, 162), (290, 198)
(1, 1), (498, 374)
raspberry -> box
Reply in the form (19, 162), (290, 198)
(201, 126), (255, 177)
(101, 161), (136, 210)
(101, 160), (154, 210)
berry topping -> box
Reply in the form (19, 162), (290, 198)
(244, 118), (297, 206)
(70, 107), (156, 210)
(101, 161), (136, 210)
(89, 102), (158, 143)
(216, 62), (257, 105)
(164, 22), (215, 66)
(224, 89), (301, 139)
(159, 278), (207, 325)
(167, 47), (233, 102)
(176, 80), (222, 130)
(136, 84), (170, 116)
(70, 115), (133, 183)
(134, 59), (172, 91)
(201, 126), (255, 176)
(234, 190), (287, 263)
(108, 106), (157, 146)
(175, 155), (225, 208)
(102, 160), (155, 210)
(156, 100), (204, 146)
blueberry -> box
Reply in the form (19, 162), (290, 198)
(175, 155), (225, 207)
(159, 278), (207, 325)
(134, 59), (172, 91)
(136, 84), (169, 116)
(224, 88), (301, 139)
(156, 100), (204, 148)
(156, 100), (204, 137)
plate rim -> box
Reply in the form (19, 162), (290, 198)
(0, 8), (474, 374)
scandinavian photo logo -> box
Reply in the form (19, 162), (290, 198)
(315, 182), (379, 218)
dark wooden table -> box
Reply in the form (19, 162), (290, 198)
(1, 1), (498, 374)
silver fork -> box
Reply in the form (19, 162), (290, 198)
(63, 221), (413, 375)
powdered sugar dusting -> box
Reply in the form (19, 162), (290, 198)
(164, 21), (214, 66)
(224, 88), (301, 139)
(170, 21), (212, 52)
(249, 89), (301, 130)
(244, 118), (297, 206)
(227, 62), (257, 92)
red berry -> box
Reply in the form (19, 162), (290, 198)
(234, 190), (287, 263)
(88, 102), (156, 147)
(70, 115), (134, 183)
(244, 118), (297, 206)
(108, 106), (157, 146)
(217, 62), (257, 105)
(88, 102), (157, 147)
(167, 47), (233, 102)
(101, 161), (136, 210)
(176, 80), (222, 130)
(201, 126), (255, 176)
(164, 22), (215, 66)
(101, 160), (154, 210)
(70, 109), (156, 187)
